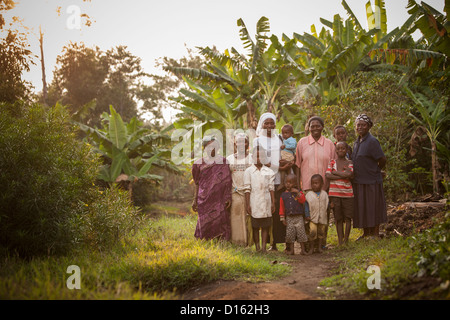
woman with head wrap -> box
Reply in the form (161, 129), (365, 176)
(252, 113), (287, 251)
(191, 135), (232, 241)
(352, 114), (387, 239)
(226, 132), (252, 246)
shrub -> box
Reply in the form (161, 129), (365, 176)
(0, 102), (99, 256)
(410, 212), (450, 283)
(0, 102), (141, 256)
(70, 185), (143, 250)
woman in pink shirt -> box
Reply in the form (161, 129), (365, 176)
(295, 116), (335, 251)
(295, 116), (336, 192)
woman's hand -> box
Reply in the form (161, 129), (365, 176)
(271, 201), (276, 214)
(225, 200), (231, 210)
(192, 199), (198, 212)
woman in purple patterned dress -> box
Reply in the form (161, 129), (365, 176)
(191, 136), (232, 240)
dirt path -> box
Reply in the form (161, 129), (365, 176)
(182, 245), (336, 300)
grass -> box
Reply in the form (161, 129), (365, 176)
(0, 213), (291, 299)
(319, 223), (445, 299)
(2, 203), (446, 300)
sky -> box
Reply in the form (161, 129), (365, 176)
(3, 0), (446, 119)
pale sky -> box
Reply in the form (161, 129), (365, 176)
(5, 0), (446, 94)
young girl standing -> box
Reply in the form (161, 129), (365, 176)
(244, 146), (275, 252)
(326, 141), (354, 246)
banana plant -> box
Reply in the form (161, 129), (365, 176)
(76, 105), (176, 187)
(287, 0), (408, 105)
(164, 16), (292, 130)
(405, 87), (450, 195)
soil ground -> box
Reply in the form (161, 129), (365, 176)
(182, 246), (336, 300)
(156, 196), (447, 300)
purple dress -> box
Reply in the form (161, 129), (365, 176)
(192, 156), (232, 240)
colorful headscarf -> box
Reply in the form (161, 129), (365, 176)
(355, 114), (373, 127)
(256, 112), (277, 137)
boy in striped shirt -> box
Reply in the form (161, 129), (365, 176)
(325, 141), (354, 246)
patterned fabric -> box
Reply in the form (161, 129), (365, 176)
(279, 191), (307, 217)
(326, 159), (354, 198)
(355, 114), (373, 127)
(285, 215), (308, 243)
(227, 153), (252, 245)
(192, 156), (232, 240)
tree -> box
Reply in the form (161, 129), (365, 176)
(165, 17), (289, 130)
(49, 42), (108, 122)
(76, 105), (178, 200)
(50, 43), (155, 127)
(405, 87), (449, 195)
(0, 1), (34, 103)
(139, 47), (205, 129)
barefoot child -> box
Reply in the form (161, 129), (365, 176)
(305, 174), (329, 253)
(326, 141), (354, 246)
(278, 124), (297, 190)
(279, 174), (309, 255)
(244, 146), (275, 252)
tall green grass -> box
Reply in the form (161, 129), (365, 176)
(0, 214), (290, 299)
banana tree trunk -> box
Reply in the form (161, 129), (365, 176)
(431, 141), (439, 195)
(246, 98), (258, 130)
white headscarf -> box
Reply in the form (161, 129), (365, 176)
(256, 112), (277, 137)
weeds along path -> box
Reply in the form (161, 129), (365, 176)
(182, 246), (336, 300)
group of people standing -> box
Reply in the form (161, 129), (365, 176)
(191, 112), (388, 254)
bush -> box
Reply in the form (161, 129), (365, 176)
(0, 102), (141, 256)
(411, 212), (450, 283)
(70, 185), (143, 250)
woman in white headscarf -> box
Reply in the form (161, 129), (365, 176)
(253, 112), (292, 251)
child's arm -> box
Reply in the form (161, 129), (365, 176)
(245, 192), (251, 215)
(243, 169), (252, 215)
(304, 201), (310, 221)
(325, 160), (341, 180)
(295, 190), (306, 204)
(270, 190), (275, 214)
(279, 196), (286, 226)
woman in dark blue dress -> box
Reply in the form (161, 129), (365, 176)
(352, 114), (387, 239)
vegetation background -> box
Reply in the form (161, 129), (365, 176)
(0, 0), (448, 300)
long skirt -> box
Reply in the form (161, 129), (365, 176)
(195, 207), (231, 241)
(353, 182), (387, 228)
(230, 193), (248, 246)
